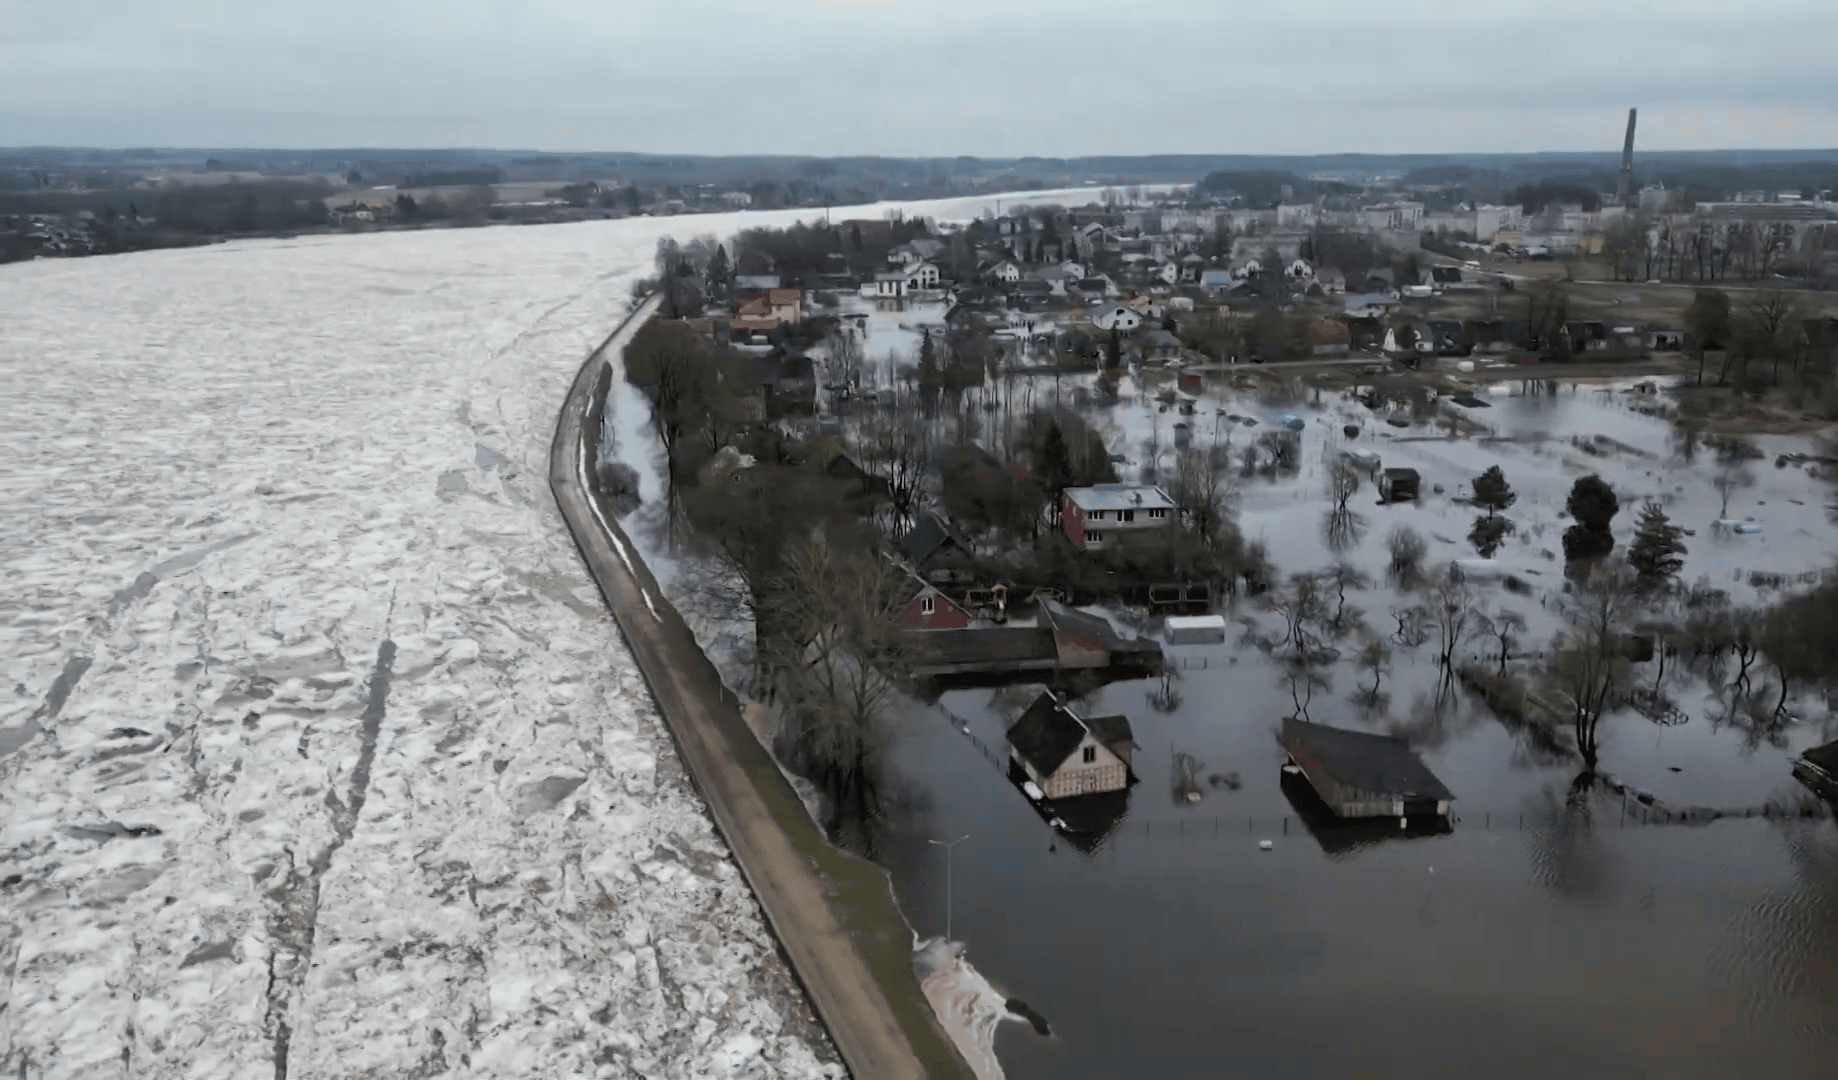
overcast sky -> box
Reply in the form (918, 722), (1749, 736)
(3, 0), (1835, 155)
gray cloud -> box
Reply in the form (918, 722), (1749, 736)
(1, 0), (1834, 152)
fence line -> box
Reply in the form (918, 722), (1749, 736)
(1111, 799), (1830, 840)
(932, 701), (1012, 779)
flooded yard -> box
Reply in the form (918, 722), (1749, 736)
(869, 370), (1838, 1079)
(602, 219), (1838, 1077)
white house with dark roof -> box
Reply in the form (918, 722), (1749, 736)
(987, 260), (1022, 284)
(1005, 689), (1137, 798)
(1060, 483), (1177, 550)
(905, 261), (941, 290)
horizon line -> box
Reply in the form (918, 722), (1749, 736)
(8, 145), (1838, 160)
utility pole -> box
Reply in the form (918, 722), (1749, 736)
(927, 834), (971, 940)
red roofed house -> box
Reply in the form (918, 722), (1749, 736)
(889, 558), (972, 631)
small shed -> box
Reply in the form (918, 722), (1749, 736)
(1164, 615), (1227, 645)
(1378, 467), (1420, 503)
(1281, 718), (1454, 819)
(1006, 690), (1137, 799)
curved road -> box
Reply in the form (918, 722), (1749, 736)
(549, 298), (971, 1080)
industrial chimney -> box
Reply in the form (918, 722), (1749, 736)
(1616, 108), (1637, 209)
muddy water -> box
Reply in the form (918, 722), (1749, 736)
(875, 377), (1838, 1079)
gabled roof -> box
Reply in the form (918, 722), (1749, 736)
(1006, 690), (1135, 777)
(1040, 599), (1135, 653)
(900, 512), (973, 566)
(1282, 718), (1453, 801)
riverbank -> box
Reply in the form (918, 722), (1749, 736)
(549, 297), (975, 1080)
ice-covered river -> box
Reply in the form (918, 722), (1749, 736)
(0, 191), (1085, 1079)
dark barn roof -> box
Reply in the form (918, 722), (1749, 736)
(1282, 718), (1454, 801)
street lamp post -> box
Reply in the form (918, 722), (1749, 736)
(927, 834), (971, 940)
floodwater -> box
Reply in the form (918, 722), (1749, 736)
(600, 228), (1838, 1077)
(871, 375), (1838, 1080)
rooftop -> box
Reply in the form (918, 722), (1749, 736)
(1006, 690), (1135, 778)
(1064, 483), (1176, 512)
(1282, 718), (1454, 802)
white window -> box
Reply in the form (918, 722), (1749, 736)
(1085, 530), (1104, 544)
(1120, 509), (1135, 523)
(1089, 509), (1105, 521)
(920, 596), (935, 615)
(1148, 508), (1167, 520)
(1081, 745), (1097, 764)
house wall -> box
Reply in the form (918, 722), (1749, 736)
(1064, 497), (1173, 550)
(1040, 737), (1129, 798)
(1061, 497), (1087, 548)
(895, 592), (970, 630)
(1288, 749), (1448, 818)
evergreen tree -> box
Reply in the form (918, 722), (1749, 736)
(1471, 465), (1516, 517)
(1040, 423), (1075, 502)
(1627, 501), (1687, 589)
(1684, 287), (1732, 385)
(706, 243), (730, 287)
(1106, 326), (1122, 370)
(1468, 514), (1512, 558)
(1562, 474), (1619, 562)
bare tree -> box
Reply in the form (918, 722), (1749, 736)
(1356, 638), (1392, 706)
(1280, 655), (1332, 721)
(1390, 605), (1431, 647)
(1472, 608), (1527, 675)
(1549, 563), (1638, 774)
(1713, 464), (1755, 518)
(1169, 446), (1235, 544)
(1320, 562), (1371, 637)
(1426, 578), (1476, 686)
(858, 407), (933, 536)
(763, 542), (913, 852)
(1386, 525), (1428, 587)
(1270, 573), (1330, 655)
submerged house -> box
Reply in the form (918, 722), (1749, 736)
(1006, 689), (1137, 799)
(1281, 718), (1454, 820)
(1377, 467), (1420, 503)
(1793, 739), (1838, 803)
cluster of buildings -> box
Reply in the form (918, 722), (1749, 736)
(0, 210), (150, 260)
